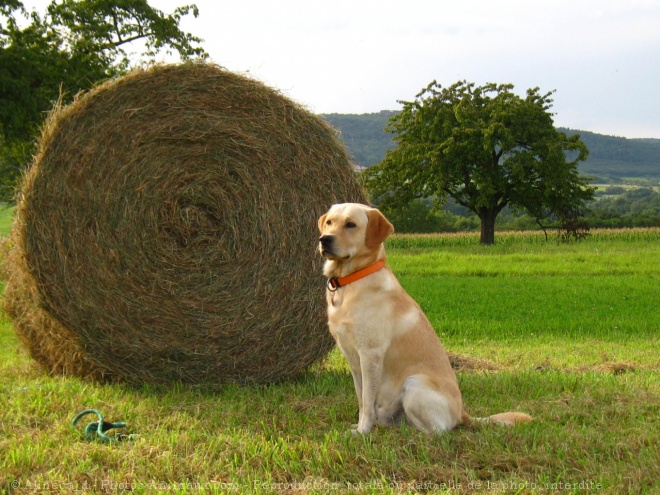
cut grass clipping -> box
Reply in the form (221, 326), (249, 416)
(3, 63), (367, 388)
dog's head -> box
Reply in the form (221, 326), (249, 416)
(318, 203), (394, 262)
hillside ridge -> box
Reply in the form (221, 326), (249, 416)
(321, 112), (660, 184)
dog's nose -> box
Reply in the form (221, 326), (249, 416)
(319, 234), (334, 249)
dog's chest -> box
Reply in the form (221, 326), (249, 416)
(327, 319), (358, 360)
(326, 290), (344, 337)
(326, 288), (344, 311)
(326, 290), (353, 341)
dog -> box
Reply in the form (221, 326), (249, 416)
(318, 203), (532, 434)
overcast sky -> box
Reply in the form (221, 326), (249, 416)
(24, 0), (660, 139)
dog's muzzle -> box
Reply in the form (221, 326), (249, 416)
(319, 234), (334, 256)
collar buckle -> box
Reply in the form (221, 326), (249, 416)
(327, 277), (340, 292)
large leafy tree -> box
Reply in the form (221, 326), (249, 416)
(0, 0), (207, 201)
(363, 81), (595, 244)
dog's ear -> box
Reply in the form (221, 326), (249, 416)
(365, 208), (394, 249)
(318, 213), (328, 233)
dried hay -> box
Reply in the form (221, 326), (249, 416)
(448, 353), (500, 373)
(3, 63), (367, 387)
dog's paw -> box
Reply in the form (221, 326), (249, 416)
(352, 421), (374, 435)
(347, 424), (367, 436)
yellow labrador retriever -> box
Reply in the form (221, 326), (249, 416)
(318, 203), (532, 434)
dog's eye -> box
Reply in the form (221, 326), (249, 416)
(326, 220), (332, 225)
(346, 222), (356, 228)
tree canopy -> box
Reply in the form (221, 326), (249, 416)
(0, 0), (208, 201)
(363, 81), (595, 244)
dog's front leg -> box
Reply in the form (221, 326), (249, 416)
(354, 351), (383, 435)
(336, 343), (364, 429)
(347, 363), (363, 421)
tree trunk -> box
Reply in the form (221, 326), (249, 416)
(478, 208), (497, 245)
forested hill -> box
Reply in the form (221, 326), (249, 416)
(559, 128), (660, 183)
(321, 112), (660, 184)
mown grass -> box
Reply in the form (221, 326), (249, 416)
(1, 225), (658, 494)
(0, 205), (14, 235)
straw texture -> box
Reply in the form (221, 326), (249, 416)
(3, 63), (367, 386)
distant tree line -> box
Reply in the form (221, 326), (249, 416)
(588, 186), (660, 228)
(386, 188), (660, 234)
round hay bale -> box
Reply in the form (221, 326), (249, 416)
(3, 63), (367, 387)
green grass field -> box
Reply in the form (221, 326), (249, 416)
(0, 206), (15, 235)
(1, 216), (658, 494)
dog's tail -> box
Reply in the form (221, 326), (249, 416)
(463, 410), (533, 427)
(474, 412), (533, 426)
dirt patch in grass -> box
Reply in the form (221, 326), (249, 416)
(535, 360), (643, 375)
(449, 352), (500, 373)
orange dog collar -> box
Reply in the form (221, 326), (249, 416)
(327, 260), (386, 292)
